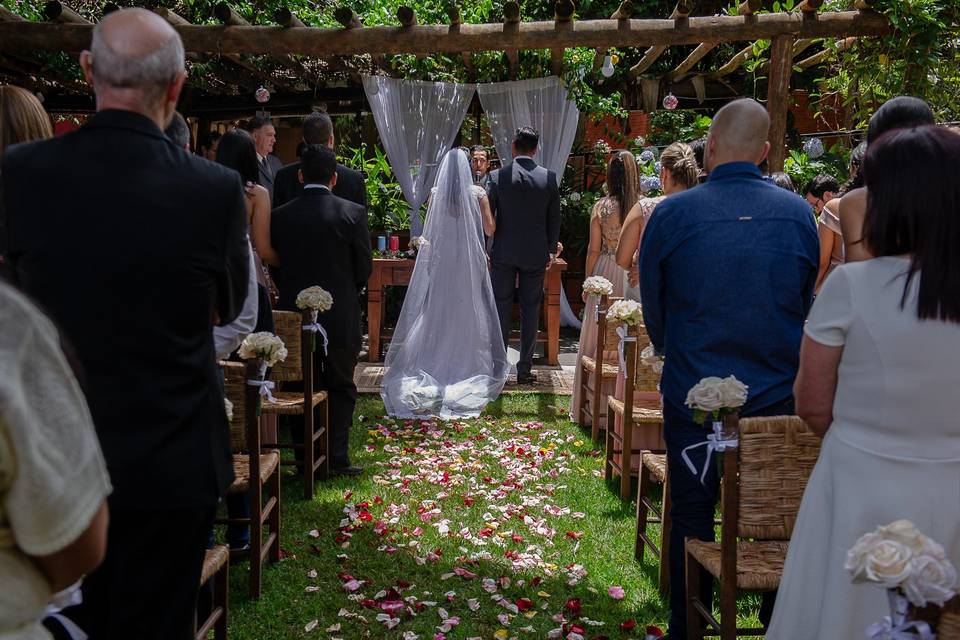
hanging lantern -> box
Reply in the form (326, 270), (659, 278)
(601, 55), (615, 78)
(255, 86), (270, 103)
(662, 92), (678, 110)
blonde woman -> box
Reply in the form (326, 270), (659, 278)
(617, 142), (700, 301)
(570, 150), (638, 426)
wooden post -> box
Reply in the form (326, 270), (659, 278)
(213, 3), (248, 26)
(738, 0), (762, 15)
(43, 1), (90, 24)
(504, 1), (521, 80)
(766, 34), (794, 173)
(397, 6), (417, 28)
(274, 8), (305, 28)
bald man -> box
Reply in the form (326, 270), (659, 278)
(639, 99), (818, 638)
(2, 8), (250, 638)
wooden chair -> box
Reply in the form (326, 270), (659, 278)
(685, 416), (821, 640)
(635, 451), (671, 595)
(220, 361), (281, 599)
(576, 295), (621, 442)
(936, 598), (960, 639)
(942, 613), (960, 640)
(604, 323), (664, 500)
(195, 545), (229, 640)
(261, 310), (329, 500)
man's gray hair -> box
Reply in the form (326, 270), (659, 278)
(89, 18), (184, 96)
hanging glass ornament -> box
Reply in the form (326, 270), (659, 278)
(662, 92), (678, 110)
(255, 86), (270, 103)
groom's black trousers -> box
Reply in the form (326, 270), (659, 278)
(490, 261), (544, 375)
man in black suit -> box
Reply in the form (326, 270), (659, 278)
(1, 9), (249, 639)
(248, 114), (284, 200)
(273, 111), (366, 209)
(487, 126), (561, 385)
(271, 145), (372, 476)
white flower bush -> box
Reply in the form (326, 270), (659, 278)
(846, 520), (958, 607)
(606, 299), (643, 327)
(238, 331), (288, 368)
(582, 276), (614, 298)
(296, 286), (333, 313)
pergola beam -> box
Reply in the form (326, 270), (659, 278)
(43, 1), (90, 24)
(671, 42), (716, 77)
(334, 7), (392, 75)
(796, 36), (856, 69)
(628, 0), (692, 78)
(766, 34), (795, 171)
(0, 12), (890, 57)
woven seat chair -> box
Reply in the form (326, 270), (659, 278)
(261, 310), (329, 500)
(936, 598), (960, 639)
(194, 544), (229, 640)
(604, 323), (664, 500)
(220, 361), (281, 599)
(576, 295), (621, 443)
(686, 415), (821, 640)
(635, 451), (671, 595)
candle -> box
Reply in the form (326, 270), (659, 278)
(389, 235), (399, 252)
(377, 235), (387, 252)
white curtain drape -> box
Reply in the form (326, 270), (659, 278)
(362, 75), (475, 236)
(476, 76), (580, 186)
(477, 76), (582, 329)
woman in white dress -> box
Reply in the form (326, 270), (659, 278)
(768, 125), (960, 637)
(381, 149), (509, 419)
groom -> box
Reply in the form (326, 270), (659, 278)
(488, 126), (561, 384)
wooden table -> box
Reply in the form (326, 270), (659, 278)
(367, 257), (568, 364)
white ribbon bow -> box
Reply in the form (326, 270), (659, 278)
(865, 591), (935, 640)
(43, 581), (87, 640)
(616, 325), (636, 372)
(680, 422), (739, 485)
(865, 618), (934, 640)
(247, 378), (276, 403)
(303, 321), (329, 356)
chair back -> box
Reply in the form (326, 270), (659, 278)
(599, 297), (623, 362)
(270, 310), (305, 382)
(940, 613), (960, 640)
(223, 361), (254, 453)
(632, 323), (661, 394)
(725, 416), (821, 542)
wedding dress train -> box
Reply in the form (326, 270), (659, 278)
(381, 150), (509, 418)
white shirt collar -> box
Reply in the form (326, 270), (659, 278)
(304, 184), (331, 192)
(257, 153), (265, 163)
(514, 155), (534, 161)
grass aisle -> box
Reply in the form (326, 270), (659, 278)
(225, 393), (756, 639)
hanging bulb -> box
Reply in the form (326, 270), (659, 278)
(601, 55), (615, 78)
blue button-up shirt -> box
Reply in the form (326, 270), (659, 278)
(639, 162), (818, 417)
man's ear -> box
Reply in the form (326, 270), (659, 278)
(331, 172), (338, 188)
(757, 141), (771, 165)
(166, 70), (187, 108)
(298, 169), (304, 185)
(80, 51), (94, 87)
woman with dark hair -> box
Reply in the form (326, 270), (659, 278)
(768, 125), (960, 638)
(216, 128), (278, 267)
(569, 150), (637, 426)
(839, 96), (934, 262)
(812, 142), (866, 292)
(769, 171), (795, 192)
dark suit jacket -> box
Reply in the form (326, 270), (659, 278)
(258, 153), (284, 201)
(1, 109), (249, 509)
(273, 160), (366, 210)
(488, 158), (561, 269)
(271, 188), (372, 350)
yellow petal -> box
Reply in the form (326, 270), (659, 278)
(537, 591), (551, 598)
(494, 630), (510, 639)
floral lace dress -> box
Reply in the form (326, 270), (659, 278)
(570, 196), (628, 425)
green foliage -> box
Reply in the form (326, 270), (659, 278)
(342, 144), (410, 233)
(783, 145), (848, 193)
(819, 0), (960, 125)
(646, 110), (712, 146)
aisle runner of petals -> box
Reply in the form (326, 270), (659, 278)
(301, 416), (659, 640)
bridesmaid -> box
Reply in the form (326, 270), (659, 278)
(570, 150), (638, 426)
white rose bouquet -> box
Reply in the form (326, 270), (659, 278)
(582, 276), (614, 298)
(684, 375), (748, 425)
(847, 520), (958, 608)
(606, 299), (643, 327)
(640, 344), (664, 374)
(238, 331), (288, 368)
(296, 286), (333, 313)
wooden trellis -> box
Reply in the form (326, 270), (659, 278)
(0, 0), (889, 170)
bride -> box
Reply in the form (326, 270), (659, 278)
(381, 148), (509, 419)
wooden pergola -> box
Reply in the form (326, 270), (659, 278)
(0, 0), (889, 170)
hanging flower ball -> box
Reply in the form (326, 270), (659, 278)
(803, 137), (826, 159)
(662, 92), (679, 110)
(639, 149), (656, 164)
(255, 86), (271, 103)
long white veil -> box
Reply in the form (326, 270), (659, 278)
(381, 150), (509, 419)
